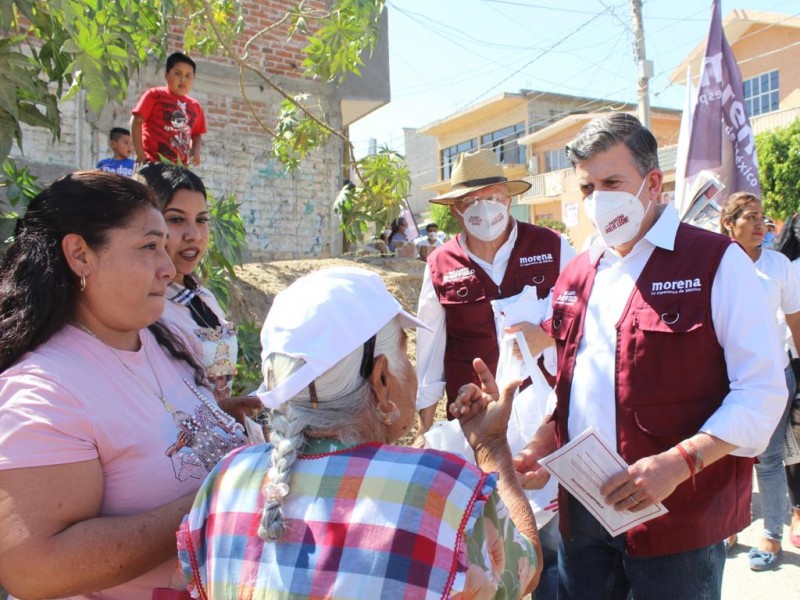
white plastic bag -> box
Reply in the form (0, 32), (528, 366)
(424, 285), (559, 526)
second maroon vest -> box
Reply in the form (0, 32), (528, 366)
(429, 222), (561, 408)
(547, 223), (752, 556)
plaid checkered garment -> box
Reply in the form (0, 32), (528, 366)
(177, 440), (502, 599)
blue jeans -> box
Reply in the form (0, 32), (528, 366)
(533, 515), (560, 600)
(558, 496), (725, 600)
(754, 363), (795, 540)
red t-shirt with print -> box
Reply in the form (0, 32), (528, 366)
(132, 87), (207, 164)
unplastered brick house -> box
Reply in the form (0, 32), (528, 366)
(11, 0), (390, 260)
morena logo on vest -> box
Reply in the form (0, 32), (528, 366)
(651, 278), (702, 296)
(519, 253), (554, 266)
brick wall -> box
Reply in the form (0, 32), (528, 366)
(10, 0), (347, 260)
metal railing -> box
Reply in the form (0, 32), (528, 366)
(520, 169), (578, 203)
(750, 106), (800, 135)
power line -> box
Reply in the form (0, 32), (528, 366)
(482, 0), (705, 21)
(454, 4), (620, 110)
(390, 0), (634, 101)
(358, 2), (799, 164)
(650, 9), (800, 98)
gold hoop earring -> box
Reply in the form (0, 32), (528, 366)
(79, 274), (86, 292)
(378, 400), (400, 426)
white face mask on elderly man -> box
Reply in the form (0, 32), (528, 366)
(457, 198), (508, 242)
(584, 176), (652, 247)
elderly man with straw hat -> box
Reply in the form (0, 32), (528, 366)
(415, 149), (575, 439)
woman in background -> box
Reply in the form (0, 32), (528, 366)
(721, 193), (800, 569)
(772, 211), (800, 549)
(387, 216), (409, 252)
(0, 172), (244, 598)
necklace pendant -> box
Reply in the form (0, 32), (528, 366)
(162, 396), (177, 413)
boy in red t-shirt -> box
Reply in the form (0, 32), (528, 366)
(131, 52), (207, 166)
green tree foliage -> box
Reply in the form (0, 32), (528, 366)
(428, 202), (462, 236)
(231, 319), (263, 396)
(537, 218), (567, 234)
(199, 190), (247, 310)
(756, 119), (800, 221)
(333, 147), (411, 243)
(0, 158), (40, 252)
(195, 0), (398, 244)
(0, 0), (159, 159)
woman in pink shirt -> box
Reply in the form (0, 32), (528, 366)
(0, 172), (245, 598)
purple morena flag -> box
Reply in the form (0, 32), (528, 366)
(685, 0), (760, 202)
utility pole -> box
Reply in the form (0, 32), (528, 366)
(631, 0), (652, 129)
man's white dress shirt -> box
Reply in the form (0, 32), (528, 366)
(567, 205), (785, 457)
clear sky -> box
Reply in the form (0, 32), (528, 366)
(350, 0), (799, 157)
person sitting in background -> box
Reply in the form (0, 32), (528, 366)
(0, 172), (245, 599)
(176, 267), (541, 598)
(414, 222), (444, 261)
(138, 163), (263, 424)
(96, 127), (135, 177)
(387, 216), (409, 252)
(722, 194), (800, 568)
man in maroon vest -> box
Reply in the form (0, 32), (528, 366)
(513, 113), (786, 599)
(415, 148), (575, 599)
(415, 148), (574, 436)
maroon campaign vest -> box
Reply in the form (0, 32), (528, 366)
(429, 222), (561, 412)
(546, 223), (752, 556)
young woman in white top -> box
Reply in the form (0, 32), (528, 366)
(138, 163), (262, 423)
(721, 192), (800, 570)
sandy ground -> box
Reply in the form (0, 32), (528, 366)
(230, 256), (800, 597)
(228, 254), (440, 442)
(721, 477), (800, 598)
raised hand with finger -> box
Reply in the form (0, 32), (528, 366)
(451, 357), (521, 451)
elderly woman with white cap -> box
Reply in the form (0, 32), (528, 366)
(176, 267), (541, 598)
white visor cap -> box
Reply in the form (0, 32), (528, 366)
(257, 266), (430, 409)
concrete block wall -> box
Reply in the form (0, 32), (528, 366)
(9, 0), (346, 260)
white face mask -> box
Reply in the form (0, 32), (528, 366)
(457, 199), (508, 242)
(584, 177), (651, 248)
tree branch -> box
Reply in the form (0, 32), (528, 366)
(197, 0), (348, 144)
(238, 69), (277, 139)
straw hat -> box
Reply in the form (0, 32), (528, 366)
(430, 148), (531, 205)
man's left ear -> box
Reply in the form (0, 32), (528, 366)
(647, 170), (664, 202)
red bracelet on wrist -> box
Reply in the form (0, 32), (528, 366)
(676, 443), (698, 491)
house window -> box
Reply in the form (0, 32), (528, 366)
(441, 138), (477, 180)
(743, 70), (779, 117)
(545, 148), (570, 172)
(481, 122), (526, 165)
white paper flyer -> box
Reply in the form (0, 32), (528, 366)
(538, 426), (669, 536)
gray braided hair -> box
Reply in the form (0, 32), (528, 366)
(258, 316), (406, 542)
